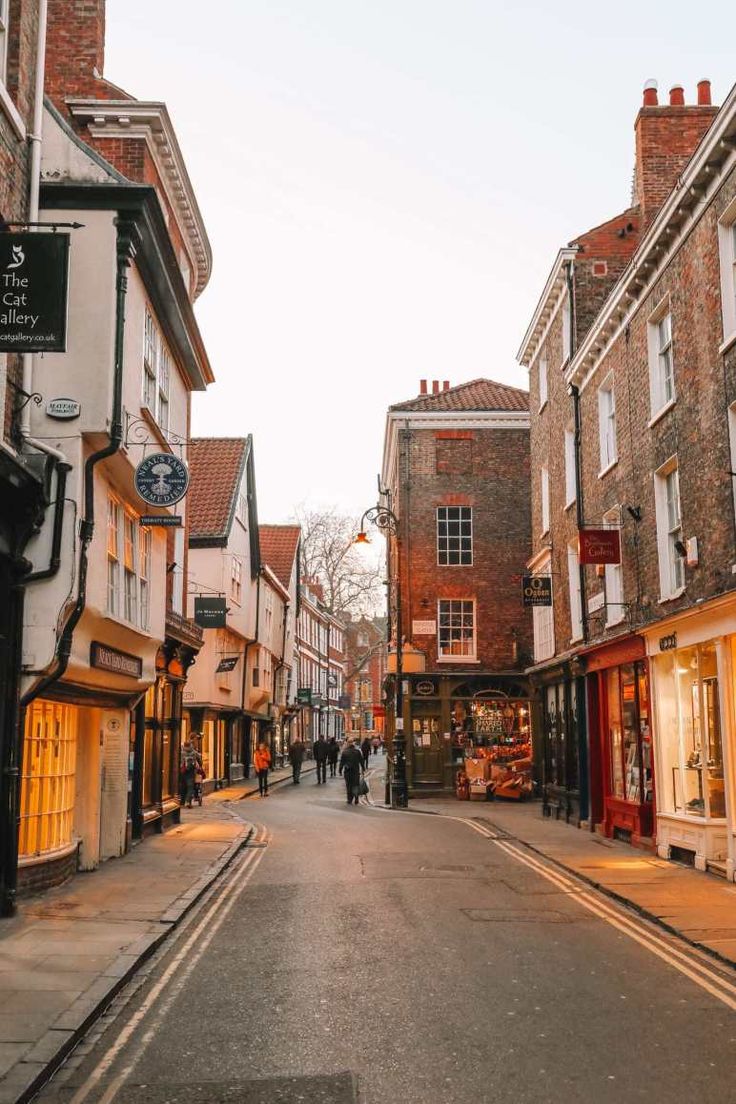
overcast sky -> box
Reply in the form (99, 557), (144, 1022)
(106, 0), (734, 523)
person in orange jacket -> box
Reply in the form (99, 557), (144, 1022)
(254, 739), (272, 797)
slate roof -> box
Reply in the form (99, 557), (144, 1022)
(188, 437), (248, 541)
(389, 378), (529, 413)
(258, 525), (301, 591)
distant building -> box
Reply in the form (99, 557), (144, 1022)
(295, 580), (346, 747)
(344, 616), (387, 738)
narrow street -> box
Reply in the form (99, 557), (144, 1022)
(37, 759), (736, 1104)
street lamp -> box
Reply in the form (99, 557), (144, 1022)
(355, 504), (408, 808)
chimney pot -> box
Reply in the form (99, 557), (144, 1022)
(419, 379), (427, 395)
(443, 380), (450, 391)
(432, 380), (439, 395)
(697, 79), (712, 106)
(642, 79), (658, 107)
(669, 85), (684, 106)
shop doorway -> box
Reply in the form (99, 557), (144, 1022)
(412, 715), (443, 782)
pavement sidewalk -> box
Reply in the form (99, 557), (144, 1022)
(0, 761), (311, 1104)
(413, 794), (736, 967)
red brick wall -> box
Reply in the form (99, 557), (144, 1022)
(634, 104), (718, 227)
(45, 0), (106, 106)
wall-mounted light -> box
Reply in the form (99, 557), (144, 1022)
(626, 505), (642, 522)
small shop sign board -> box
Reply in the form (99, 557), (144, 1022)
(46, 397), (80, 420)
(139, 514), (182, 527)
(134, 453), (189, 508)
(415, 680), (437, 696)
(297, 688), (312, 705)
(338, 694), (351, 709)
(0, 232), (70, 352)
(90, 641), (142, 679)
(412, 620), (436, 635)
(215, 655), (239, 673)
(521, 575), (552, 607)
(578, 528), (620, 565)
(194, 597), (227, 629)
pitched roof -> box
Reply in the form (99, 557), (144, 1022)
(258, 525), (301, 590)
(188, 438), (248, 541)
(389, 378), (529, 413)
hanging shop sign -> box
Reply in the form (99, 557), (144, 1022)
(338, 694), (352, 709)
(521, 575), (552, 607)
(90, 641), (143, 679)
(412, 620), (436, 635)
(139, 514), (182, 528)
(414, 679), (437, 696)
(134, 452), (189, 507)
(46, 397), (80, 420)
(194, 597), (228, 629)
(0, 232), (70, 352)
(578, 528), (621, 565)
(297, 688), (312, 705)
(215, 655), (239, 674)
(327, 673), (338, 688)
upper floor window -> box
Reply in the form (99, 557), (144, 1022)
(598, 375), (617, 472)
(437, 506), (472, 566)
(654, 460), (685, 599)
(647, 301), (675, 417)
(540, 466), (550, 535)
(564, 427), (576, 508)
(603, 508), (624, 627)
(235, 493), (248, 528)
(264, 585), (274, 631)
(567, 543), (583, 642)
(717, 205), (736, 346)
(107, 496), (151, 631)
(142, 307), (172, 434)
(532, 556), (554, 663)
(438, 599), (476, 660)
(0, 1), (8, 84)
(357, 630), (369, 648)
(231, 556), (242, 603)
(538, 357), (548, 410)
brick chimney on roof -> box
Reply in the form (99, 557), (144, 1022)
(443, 380), (450, 390)
(633, 78), (719, 228)
(432, 380), (439, 394)
(419, 379), (427, 395)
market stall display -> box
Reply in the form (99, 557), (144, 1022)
(453, 696), (533, 801)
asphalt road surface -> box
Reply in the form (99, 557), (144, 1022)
(39, 758), (736, 1104)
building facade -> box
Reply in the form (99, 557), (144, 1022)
(380, 378), (533, 795)
(344, 615), (387, 739)
(295, 580), (346, 747)
(258, 525), (301, 761)
(520, 78), (736, 878)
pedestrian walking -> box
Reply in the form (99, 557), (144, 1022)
(340, 736), (364, 806)
(313, 734), (329, 784)
(180, 734), (203, 809)
(288, 738), (306, 784)
(327, 736), (339, 777)
(254, 740), (272, 797)
(372, 736), (380, 756)
(361, 736), (372, 771)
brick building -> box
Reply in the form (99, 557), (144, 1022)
(295, 580), (346, 748)
(343, 615), (387, 739)
(518, 78), (736, 878)
(380, 378), (533, 795)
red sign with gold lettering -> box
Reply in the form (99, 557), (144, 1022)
(578, 528), (620, 565)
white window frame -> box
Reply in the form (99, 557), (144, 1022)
(646, 297), (676, 420)
(436, 505), (473, 566)
(171, 526), (185, 615)
(717, 198), (736, 349)
(728, 403), (736, 535)
(107, 498), (121, 618)
(567, 542), (583, 642)
(142, 307), (173, 436)
(231, 556), (242, 604)
(0, 0), (8, 85)
(603, 508), (624, 627)
(540, 465), (550, 536)
(597, 374), (617, 474)
(538, 357), (548, 411)
(106, 495), (151, 631)
(532, 554), (554, 663)
(437, 599), (476, 662)
(654, 458), (685, 600)
(564, 427), (576, 508)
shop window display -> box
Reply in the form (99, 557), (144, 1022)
(657, 643), (724, 819)
(606, 663), (652, 806)
(453, 696), (532, 802)
(19, 701), (78, 857)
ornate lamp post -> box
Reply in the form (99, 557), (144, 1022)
(355, 505), (408, 808)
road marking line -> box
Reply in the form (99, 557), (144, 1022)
(68, 825), (270, 1104)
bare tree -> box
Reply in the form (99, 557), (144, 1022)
(293, 505), (384, 619)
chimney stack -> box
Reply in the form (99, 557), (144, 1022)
(46, 0), (107, 110)
(443, 380), (450, 391)
(642, 79), (658, 107)
(419, 379), (427, 395)
(697, 79), (712, 106)
(669, 85), (684, 106)
(432, 380), (440, 395)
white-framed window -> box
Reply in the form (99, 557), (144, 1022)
(562, 295), (571, 365)
(540, 465), (550, 535)
(235, 492), (247, 528)
(172, 526), (184, 615)
(0, 0), (8, 85)
(654, 459), (685, 599)
(728, 403), (736, 529)
(437, 505), (473, 566)
(603, 508), (624, 626)
(264, 585), (274, 633)
(106, 495), (151, 631)
(532, 555), (554, 663)
(438, 599), (476, 660)
(647, 299), (675, 417)
(564, 427), (576, 508)
(538, 357), (548, 410)
(231, 556), (242, 603)
(357, 630), (369, 648)
(598, 375), (617, 472)
(567, 543), (583, 642)
(717, 202), (736, 345)
(142, 307), (173, 435)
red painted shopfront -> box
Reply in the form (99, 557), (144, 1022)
(585, 636), (655, 849)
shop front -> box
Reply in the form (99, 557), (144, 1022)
(584, 636), (655, 848)
(528, 661), (587, 825)
(182, 707), (228, 793)
(645, 599), (736, 877)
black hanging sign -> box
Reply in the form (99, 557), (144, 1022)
(0, 232), (70, 352)
(297, 688), (312, 705)
(215, 655), (239, 673)
(134, 452), (189, 507)
(194, 597), (228, 629)
(522, 575), (552, 607)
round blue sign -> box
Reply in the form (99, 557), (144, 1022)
(134, 452), (189, 507)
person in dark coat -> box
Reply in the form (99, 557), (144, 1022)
(360, 736), (372, 771)
(313, 734), (329, 784)
(327, 736), (339, 776)
(288, 738), (306, 784)
(340, 737), (364, 805)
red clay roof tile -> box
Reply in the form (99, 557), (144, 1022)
(188, 438), (248, 540)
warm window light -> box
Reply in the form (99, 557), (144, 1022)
(354, 531), (371, 545)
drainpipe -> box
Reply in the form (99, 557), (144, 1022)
(24, 462), (71, 583)
(569, 382), (588, 644)
(239, 572), (261, 776)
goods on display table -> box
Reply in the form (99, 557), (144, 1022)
(453, 697), (533, 802)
